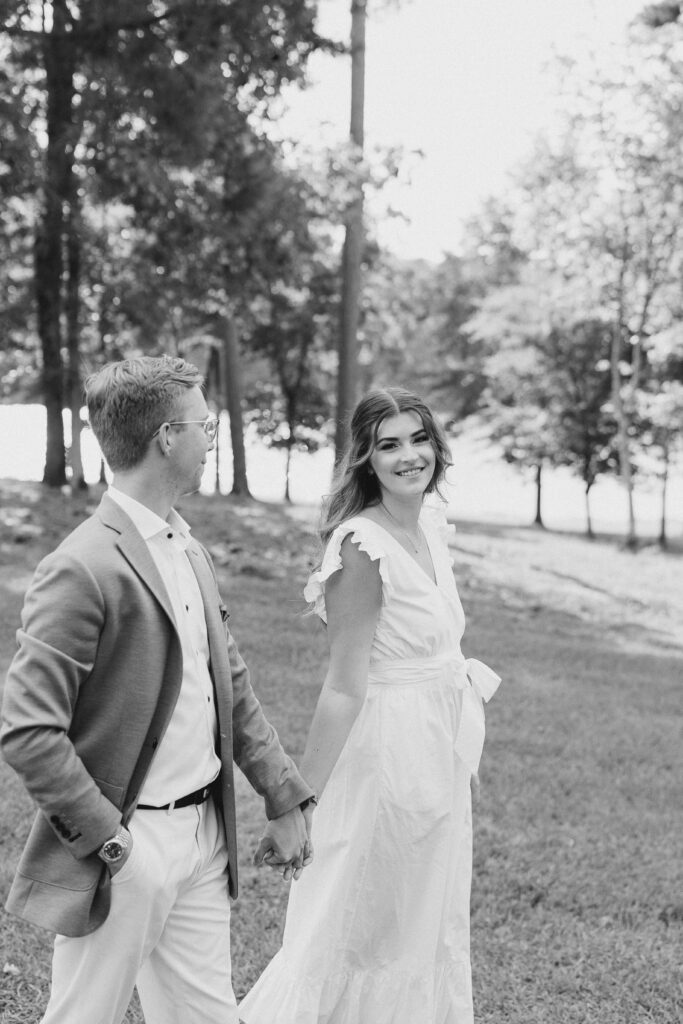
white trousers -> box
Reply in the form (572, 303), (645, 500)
(40, 797), (239, 1024)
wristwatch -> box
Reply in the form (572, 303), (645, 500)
(300, 795), (318, 812)
(98, 827), (131, 865)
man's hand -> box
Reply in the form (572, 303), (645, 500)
(253, 806), (309, 881)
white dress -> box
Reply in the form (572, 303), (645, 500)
(239, 506), (500, 1024)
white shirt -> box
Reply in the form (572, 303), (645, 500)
(108, 486), (221, 806)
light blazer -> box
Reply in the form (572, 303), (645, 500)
(1, 494), (312, 937)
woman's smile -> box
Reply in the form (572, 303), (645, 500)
(370, 412), (437, 498)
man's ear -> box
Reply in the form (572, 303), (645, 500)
(154, 423), (172, 457)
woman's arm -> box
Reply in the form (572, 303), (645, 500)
(298, 536), (382, 799)
(254, 535), (381, 877)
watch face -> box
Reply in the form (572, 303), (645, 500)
(102, 840), (124, 862)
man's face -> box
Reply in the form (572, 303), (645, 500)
(166, 386), (215, 496)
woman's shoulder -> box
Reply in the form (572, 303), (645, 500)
(303, 514), (393, 620)
(325, 513), (394, 570)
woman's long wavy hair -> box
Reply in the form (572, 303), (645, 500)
(319, 387), (452, 544)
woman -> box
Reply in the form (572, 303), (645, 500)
(240, 387), (501, 1024)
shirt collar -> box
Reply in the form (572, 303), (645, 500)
(107, 485), (192, 545)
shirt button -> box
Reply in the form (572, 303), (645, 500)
(167, 532), (173, 539)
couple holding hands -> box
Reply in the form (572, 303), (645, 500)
(1, 355), (499, 1024)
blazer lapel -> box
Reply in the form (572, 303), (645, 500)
(186, 544), (231, 689)
(96, 494), (176, 628)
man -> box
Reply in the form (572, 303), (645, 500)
(1, 355), (315, 1024)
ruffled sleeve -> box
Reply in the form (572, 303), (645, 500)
(303, 517), (392, 623)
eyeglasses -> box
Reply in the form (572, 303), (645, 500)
(152, 418), (219, 441)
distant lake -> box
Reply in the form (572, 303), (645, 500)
(1, 404), (681, 540)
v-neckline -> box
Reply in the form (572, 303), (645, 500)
(355, 515), (440, 589)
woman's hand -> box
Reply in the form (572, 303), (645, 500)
(253, 806), (308, 880)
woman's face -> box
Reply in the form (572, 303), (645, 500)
(369, 411), (436, 500)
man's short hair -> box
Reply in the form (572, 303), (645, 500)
(85, 356), (204, 471)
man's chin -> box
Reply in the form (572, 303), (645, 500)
(180, 466), (206, 497)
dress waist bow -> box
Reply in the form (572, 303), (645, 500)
(367, 651), (501, 776)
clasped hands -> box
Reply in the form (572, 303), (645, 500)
(253, 802), (314, 882)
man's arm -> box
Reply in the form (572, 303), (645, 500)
(1, 552), (122, 858)
(196, 543), (314, 866)
(227, 634), (313, 869)
(226, 629), (314, 819)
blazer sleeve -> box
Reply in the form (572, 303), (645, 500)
(195, 542), (314, 818)
(228, 629), (314, 819)
(0, 550), (122, 858)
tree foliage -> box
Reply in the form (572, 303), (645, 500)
(0, 0), (326, 483)
(432, 15), (683, 540)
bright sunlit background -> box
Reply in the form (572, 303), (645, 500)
(2, 404), (680, 537)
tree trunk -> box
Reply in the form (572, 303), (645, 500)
(659, 440), (669, 550)
(36, 0), (76, 487)
(283, 398), (298, 504)
(66, 188), (87, 491)
(533, 463), (544, 527)
(220, 316), (251, 497)
(610, 328), (637, 548)
(214, 420), (221, 495)
(585, 482), (594, 539)
(334, 0), (367, 463)
(284, 440), (293, 504)
(204, 343), (222, 493)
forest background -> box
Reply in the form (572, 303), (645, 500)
(1, 0), (683, 546)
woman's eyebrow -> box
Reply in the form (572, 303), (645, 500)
(376, 428), (427, 443)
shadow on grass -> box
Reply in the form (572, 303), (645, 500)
(452, 514), (683, 556)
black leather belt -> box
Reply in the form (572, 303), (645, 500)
(137, 783), (215, 811)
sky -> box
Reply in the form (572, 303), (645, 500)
(274, 0), (647, 262)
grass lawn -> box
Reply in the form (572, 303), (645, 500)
(0, 479), (681, 1024)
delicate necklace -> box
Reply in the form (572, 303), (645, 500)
(380, 502), (423, 554)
